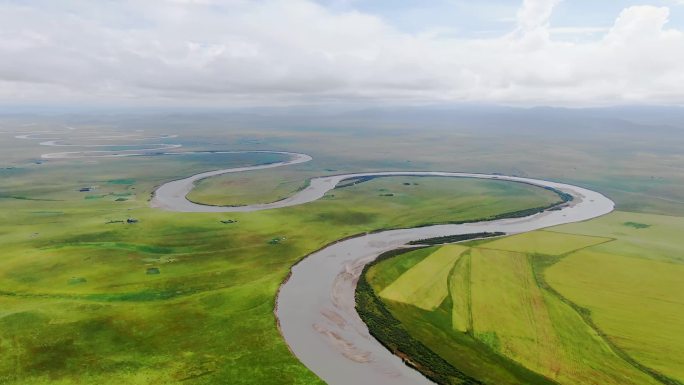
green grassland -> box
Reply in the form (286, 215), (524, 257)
(187, 166), (317, 206)
(363, 214), (684, 385)
(0, 147), (564, 384)
(326, 176), (561, 226)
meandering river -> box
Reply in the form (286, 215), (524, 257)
(149, 151), (614, 385)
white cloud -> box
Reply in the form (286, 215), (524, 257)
(0, 0), (683, 107)
(516, 0), (562, 31)
(549, 27), (609, 35)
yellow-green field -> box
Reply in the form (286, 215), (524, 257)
(448, 252), (471, 333)
(479, 230), (610, 255)
(547, 212), (684, 382)
(379, 245), (467, 310)
(364, 212), (684, 385)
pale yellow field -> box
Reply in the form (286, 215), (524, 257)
(379, 244), (467, 310)
(480, 230), (611, 255)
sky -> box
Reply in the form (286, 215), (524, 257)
(1, 0), (684, 108)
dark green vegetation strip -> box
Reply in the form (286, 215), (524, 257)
(408, 232), (505, 246)
(544, 186), (574, 203)
(356, 247), (483, 385)
(530, 253), (683, 385)
(407, 205), (557, 229)
(334, 175), (379, 189)
(623, 221), (650, 229)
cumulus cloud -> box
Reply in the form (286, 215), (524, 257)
(0, 0), (682, 107)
